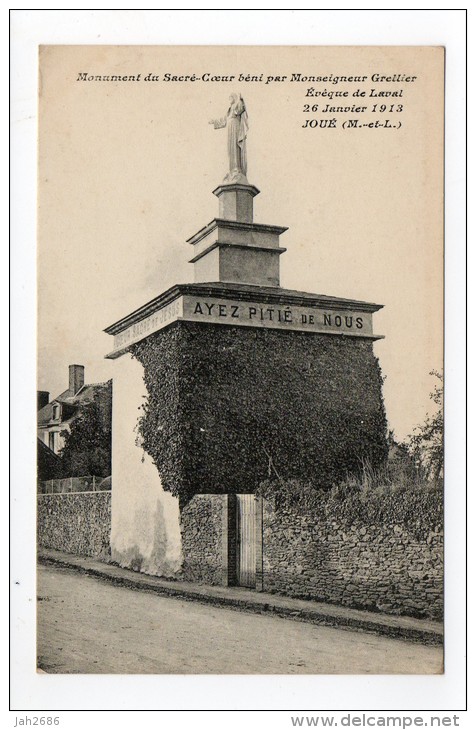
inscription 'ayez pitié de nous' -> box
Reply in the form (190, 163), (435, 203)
(188, 299), (370, 333)
(110, 295), (376, 356)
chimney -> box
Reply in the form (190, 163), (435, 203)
(37, 391), (49, 411)
(69, 364), (85, 395)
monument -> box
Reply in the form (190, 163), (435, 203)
(104, 97), (387, 584)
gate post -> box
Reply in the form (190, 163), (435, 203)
(255, 496), (264, 591)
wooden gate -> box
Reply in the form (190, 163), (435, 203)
(236, 494), (256, 587)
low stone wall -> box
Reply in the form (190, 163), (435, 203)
(261, 501), (443, 619)
(37, 492), (111, 559)
(38, 487), (443, 620)
(180, 494), (227, 585)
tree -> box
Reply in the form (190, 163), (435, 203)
(60, 400), (111, 477)
(407, 371), (443, 481)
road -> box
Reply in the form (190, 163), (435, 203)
(37, 563), (443, 674)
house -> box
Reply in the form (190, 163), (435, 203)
(37, 364), (112, 455)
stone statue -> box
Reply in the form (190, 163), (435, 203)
(209, 93), (249, 183)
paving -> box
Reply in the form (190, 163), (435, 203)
(38, 548), (443, 646)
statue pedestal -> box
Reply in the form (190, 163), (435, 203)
(213, 182), (260, 224)
(187, 180), (287, 288)
(187, 219), (287, 288)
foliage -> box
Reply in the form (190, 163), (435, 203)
(257, 470), (443, 539)
(257, 390), (444, 536)
(255, 373), (443, 534)
(406, 371), (443, 480)
(132, 322), (388, 505)
(60, 400), (111, 478)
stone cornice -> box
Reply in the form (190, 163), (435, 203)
(104, 282), (384, 336)
(188, 242), (288, 265)
(212, 183), (260, 198)
(186, 219), (288, 246)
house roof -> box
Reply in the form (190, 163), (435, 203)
(37, 381), (110, 427)
(37, 437), (63, 480)
(37, 438), (62, 463)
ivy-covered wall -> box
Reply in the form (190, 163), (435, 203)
(132, 322), (387, 502)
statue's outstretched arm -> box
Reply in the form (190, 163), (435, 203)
(209, 117), (227, 129)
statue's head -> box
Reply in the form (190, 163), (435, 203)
(229, 93), (246, 114)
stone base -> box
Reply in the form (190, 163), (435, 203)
(213, 182), (260, 223)
(192, 243), (282, 287)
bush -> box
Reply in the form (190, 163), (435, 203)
(257, 468), (443, 539)
(407, 371), (443, 481)
(60, 401), (111, 478)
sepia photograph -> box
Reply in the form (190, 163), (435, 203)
(9, 8), (470, 719)
(34, 43), (445, 678)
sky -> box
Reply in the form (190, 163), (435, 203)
(37, 45), (444, 441)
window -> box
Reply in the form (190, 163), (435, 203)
(48, 432), (56, 451)
(52, 403), (60, 420)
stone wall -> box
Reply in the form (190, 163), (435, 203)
(37, 487), (443, 619)
(180, 494), (228, 585)
(261, 501), (443, 619)
(37, 492), (111, 559)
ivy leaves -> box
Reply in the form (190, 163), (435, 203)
(132, 323), (388, 505)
